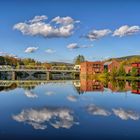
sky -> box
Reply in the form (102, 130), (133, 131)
(0, 0), (140, 63)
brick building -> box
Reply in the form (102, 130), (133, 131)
(104, 60), (120, 73)
(80, 61), (104, 75)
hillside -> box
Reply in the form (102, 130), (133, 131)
(106, 55), (140, 65)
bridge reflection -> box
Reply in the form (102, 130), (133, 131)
(0, 78), (140, 95)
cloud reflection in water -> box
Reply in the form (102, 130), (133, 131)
(13, 107), (79, 130)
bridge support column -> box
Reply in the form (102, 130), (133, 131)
(12, 71), (16, 80)
(46, 72), (50, 80)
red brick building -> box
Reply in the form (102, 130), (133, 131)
(80, 61), (104, 75)
(131, 62), (140, 76)
(103, 60), (120, 73)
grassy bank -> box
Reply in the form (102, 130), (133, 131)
(80, 74), (140, 81)
(115, 76), (140, 80)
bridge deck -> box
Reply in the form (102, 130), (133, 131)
(0, 69), (80, 72)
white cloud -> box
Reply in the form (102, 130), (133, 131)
(113, 108), (140, 120)
(81, 44), (93, 48)
(113, 25), (140, 37)
(86, 29), (111, 40)
(86, 104), (111, 116)
(45, 49), (56, 54)
(67, 43), (79, 49)
(0, 52), (18, 58)
(52, 16), (74, 25)
(13, 15), (79, 38)
(13, 107), (79, 130)
(67, 43), (93, 49)
(24, 90), (38, 98)
(25, 47), (38, 53)
(67, 95), (78, 102)
(29, 15), (48, 23)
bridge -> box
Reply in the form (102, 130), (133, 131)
(0, 68), (80, 80)
(0, 69), (79, 72)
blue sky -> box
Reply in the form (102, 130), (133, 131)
(0, 0), (140, 63)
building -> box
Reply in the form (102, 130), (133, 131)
(74, 65), (81, 70)
(104, 60), (120, 73)
(80, 61), (104, 75)
(131, 62), (140, 76)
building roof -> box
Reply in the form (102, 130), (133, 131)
(104, 61), (112, 66)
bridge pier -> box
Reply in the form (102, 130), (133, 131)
(46, 71), (50, 80)
(12, 71), (16, 80)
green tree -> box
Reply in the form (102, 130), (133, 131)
(74, 55), (85, 65)
(110, 67), (118, 79)
(117, 65), (126, 76)
(131, 67), (137, 77)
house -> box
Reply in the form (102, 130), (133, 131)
(104, 60), (120, 72)
(80, 61), (104, 75)
(74, 65), (81, 70)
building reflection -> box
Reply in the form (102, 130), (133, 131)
(80, 78), (104, 93)
(131, 81), (140, 95)
(73, 77), (140, 95)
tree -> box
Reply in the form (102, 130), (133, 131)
(117, 65), (126, 76)
(131, 67), (137, 77)
(110, 67), (118, 79)
(74, 55), (85, 65)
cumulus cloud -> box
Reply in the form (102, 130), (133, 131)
(12, 107), (79, 130)
(86, 104), (111, 116)
(25, 47), (38, 53)
(112, 108), (140, 120)
(85, 29), (111, 40)
(113, 25), (140, 37)
(67, 43), (79, 49)
(45, 49), (56, 54)
(24, 90), (38, 98)
(67, 95), (78, 102)
(13, 15), (79, 38)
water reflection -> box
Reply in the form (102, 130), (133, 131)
(112, 108), (140, 121)
(0, 78), (140, 139)
(67, 95), (79, 102)
(86, 104), (111, 116)
(73, 78), (140, 95)
(13, 107), (79, 130)
(24, 90), (38, 98)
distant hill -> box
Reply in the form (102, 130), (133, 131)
(105, 55), (140, 65)
(110, 55), (140, 61)
(50, 61), (74, 66)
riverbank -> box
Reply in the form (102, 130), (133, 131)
(115, 76), (140, 80)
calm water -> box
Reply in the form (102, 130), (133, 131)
(0, 80), (140, 140)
